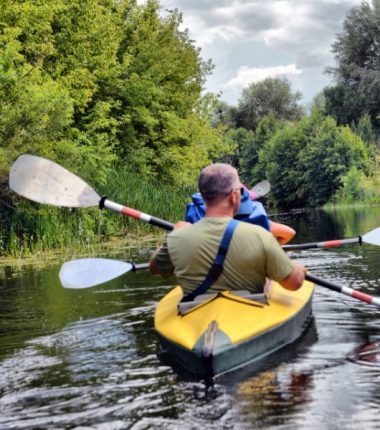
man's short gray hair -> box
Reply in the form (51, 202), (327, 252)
(198, 163), (240, 204)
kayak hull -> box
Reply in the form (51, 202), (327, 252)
(154, 281), (314, 377)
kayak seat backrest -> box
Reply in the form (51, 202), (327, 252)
(231, 290), (268, 304)
(178, 290), (267, 315)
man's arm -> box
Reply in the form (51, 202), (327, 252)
(149, 246), (173, 277)
(278, 260), (307, 291)
(263, 231), (307, 291)
(269, 221), (296, 245)
(149, 241), (174, 277)
(149, 221), (191, 277)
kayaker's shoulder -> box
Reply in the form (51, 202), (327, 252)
(235, 220), (272, 235)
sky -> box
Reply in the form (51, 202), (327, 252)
(158, 0), (363, 107)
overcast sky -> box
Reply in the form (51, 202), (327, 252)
(158, 0), (363, 107)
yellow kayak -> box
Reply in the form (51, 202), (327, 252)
(154, 280), (314, 376)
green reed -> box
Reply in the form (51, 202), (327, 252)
(1, 169), (197, 257)
(102, 169), (195, 230)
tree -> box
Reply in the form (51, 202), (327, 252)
(239, 114), (282, 185)
(0, 0), (128, 192)
(235, 77), (304, 131)
(324, 0), (380, 133)
(0, 0), (224, 254)
(255, 112), (369, 208)
(217, 127), (254, 169)
(0, 0), (222, 193)
(353, 112), (377, 146)
(211, 100), (237, 129)
(254, 121), (307, 208)
(300, 117), (369, 206)
(98, 1), (222, 185)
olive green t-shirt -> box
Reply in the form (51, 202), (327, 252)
(152, 217), (293, 295)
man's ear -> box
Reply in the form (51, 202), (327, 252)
(230, 189), (241, 214)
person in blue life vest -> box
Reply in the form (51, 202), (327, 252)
(149, 163), (307, 299)
(186, 180), (296, 245)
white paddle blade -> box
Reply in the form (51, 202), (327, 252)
(10, 154), (100, 207)
(363, 227), (380, 247)
(60, 258), (133, 289)
(251, 180), (270, 198)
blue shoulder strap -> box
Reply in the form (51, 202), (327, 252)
(182, 219), (239, 302)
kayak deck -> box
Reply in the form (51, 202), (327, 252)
(154, 281), (314, 376)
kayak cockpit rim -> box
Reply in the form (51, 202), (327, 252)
(177, 289), (268, 316)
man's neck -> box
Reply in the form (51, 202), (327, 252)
(205, 207), (234, 218)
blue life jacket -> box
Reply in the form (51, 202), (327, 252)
(185, 189), (270, 231)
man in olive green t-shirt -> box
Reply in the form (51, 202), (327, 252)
(150, 163), (306, 296)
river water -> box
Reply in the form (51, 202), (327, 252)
(1, 207), (380, 429)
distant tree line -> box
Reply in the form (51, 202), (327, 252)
(213, 0), (380, 208)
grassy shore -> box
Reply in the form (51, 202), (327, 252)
(1, 169), (195, 258)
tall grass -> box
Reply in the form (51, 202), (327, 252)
(0, 168), (197, 257)
(328, 167), (380, 207)
(102, 169), (195, 231)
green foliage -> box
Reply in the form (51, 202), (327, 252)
(254, 122), (306, 208)
(103, 168), (195, 230)
(309, 92), (327, 115)
(353, 112), (378, 147)
(217, 128), (253, 169)
(0, 0), (221, 188)
(103, 1), (222, 185)
(300, 118), (368, 206)
(255, 113), (370, 208)
(0, 168), (195, 256)
(0, 0), (222, 254)
(235, 77), (304, 131)
(332, 167), (367, 204)
(324, 0), (380, 133)
(211, 100), (237, 129)
(332, 151), (380, 205)
(332, 166), (380, 205)
(240, 115), (283, 186)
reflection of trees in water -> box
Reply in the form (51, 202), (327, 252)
(271, 206), (380, 245)
(349, 334), (380, 367)
(273, 207), (380, 294)
(323, 206), (380, 239)
(269, 209), (344, 244)
(233, 320), (318, 427)
(236, 368), (314, 426)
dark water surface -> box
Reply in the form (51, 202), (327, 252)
(1, 207), (380, 429)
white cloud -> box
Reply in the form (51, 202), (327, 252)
(159, 0), (364, 103)
(223, 64), (303, 91)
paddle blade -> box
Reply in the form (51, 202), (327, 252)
(251, 180), (270, 199)
(362, 227), (380, 247)
(10, 154), (100, 207)
(59, 258), (133, 289)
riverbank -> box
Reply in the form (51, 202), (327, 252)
(0, 232), (163, 273)
(1, 168), (193, 258)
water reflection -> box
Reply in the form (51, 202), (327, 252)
(1, 207), (380, 428)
